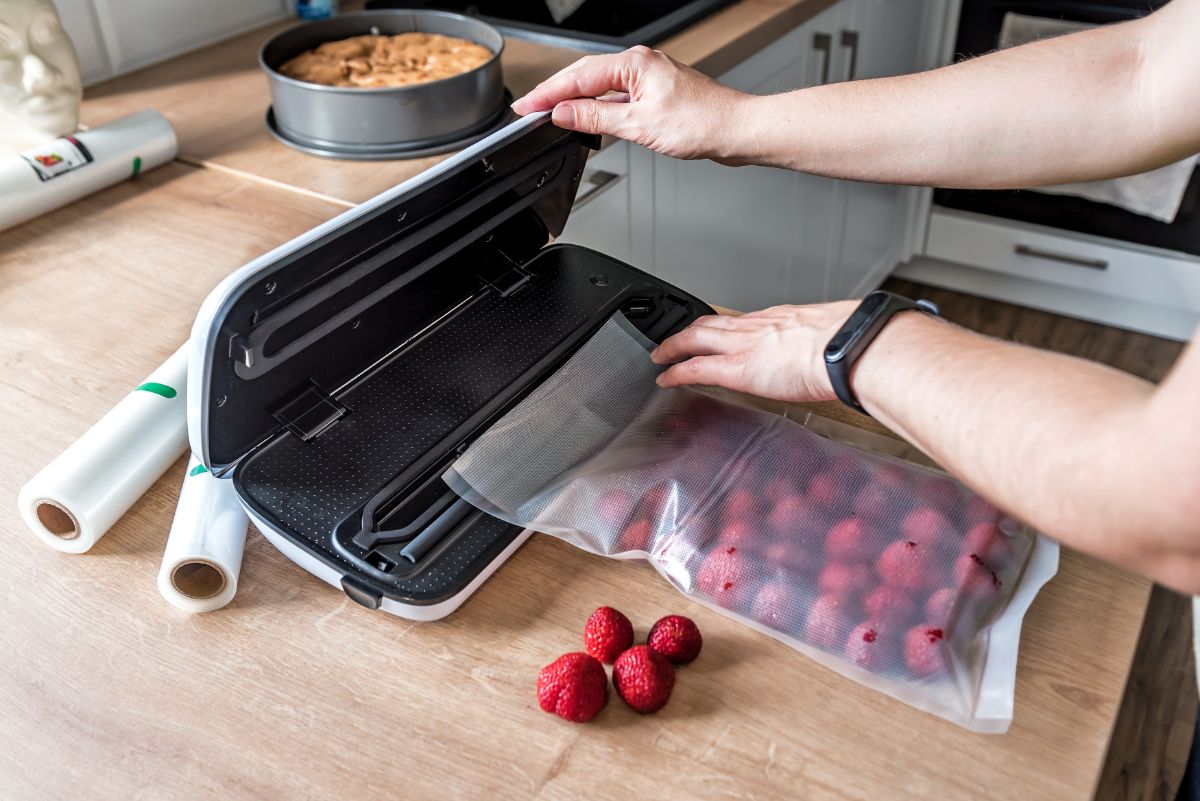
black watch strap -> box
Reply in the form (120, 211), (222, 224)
(824, 290), (939, 415)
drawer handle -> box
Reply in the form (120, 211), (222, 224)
(1014, 243), (1109, 270)
(813, 32), (832, 85)
(840, 30), (860, 81)
(571, 169), (623, 210)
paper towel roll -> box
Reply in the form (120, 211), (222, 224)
(18, 344), (190, 553)
(0, 109), (177, 233)
(157, 455), (248, 613)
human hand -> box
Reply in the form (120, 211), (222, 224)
(511, 46), (753, 162)
(650, 303), (859, 403)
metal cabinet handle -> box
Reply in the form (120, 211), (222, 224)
(1014, 243), (1109, 270)
(572, 169), (622, 210)
(840, 30), (860, 81)
(813, 32), (832, 85)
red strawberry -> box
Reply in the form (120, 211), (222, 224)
(917, 477), (961, 514)
(845, 621), (898, 672)
(874, 464), (909, 489)
(613, 645), (676, 713)
(876, 539), (939, 592)
(852, 484), (894, 524)
(764, 476), (798, 501)
(961, 496), (1002, 526)
(954, 552), (1002, 598)
(806, 471), (843, 512)
(899, 507), (956, 545)
(804, 593), (853, 650)
(596, 489), (634, 528)
(718, 520), (753, 550)
(762, 539), (822, 577)
(750, 580), (807, 631)
(618, 518), (654, 552)
(695, 549), (756, 608)
(818, 561), (872, 601)
(924, 587), (957, 628)
(766, 493), (822, 535)
(825, 517), (875, 563)
(904, 624), (948, 678)
(584, 606), (634, 663)
(722, 488), (759, 524)
(637, 481), (672, 521)
(537, 652), (608, 722)
(647, 615), (703, 664)
(961, 522), (1013, 565)
(861, 584), (917, 626)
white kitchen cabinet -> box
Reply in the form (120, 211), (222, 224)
(53, 0), (290, 85)
(638, 0), (940, 311)
(826, 0), (931, 299)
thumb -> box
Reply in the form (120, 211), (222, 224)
(551, 98), (629, 137)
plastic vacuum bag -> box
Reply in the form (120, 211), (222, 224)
(444, 315), (1059, 732)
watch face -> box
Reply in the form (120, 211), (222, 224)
(825, 291), (890, 360)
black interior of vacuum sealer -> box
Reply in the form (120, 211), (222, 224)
(234, 245), (710, 605)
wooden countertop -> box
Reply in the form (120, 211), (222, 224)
(0, 2), (1155, 800)
(78, 0), (838, 206)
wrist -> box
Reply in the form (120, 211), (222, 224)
(713, 91), (768, 164)
(849, 311), (946, 412)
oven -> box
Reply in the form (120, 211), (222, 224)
(932, 0), (1200, 258)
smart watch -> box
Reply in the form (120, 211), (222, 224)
(823, 290), (940, 415)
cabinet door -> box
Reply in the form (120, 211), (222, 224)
(826, 0), (928, 299)
(650, 12), (842, 311)
(556, 140), (635, 264)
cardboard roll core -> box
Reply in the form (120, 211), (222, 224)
(35, 500), (79, 540)
(170, 560), (227, 600)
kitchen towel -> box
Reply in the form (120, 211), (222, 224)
(999, 12), (1198, 223)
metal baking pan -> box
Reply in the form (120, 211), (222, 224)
(260, 10), (505, 150)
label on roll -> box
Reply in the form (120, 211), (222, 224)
(20, 136), (94, 182)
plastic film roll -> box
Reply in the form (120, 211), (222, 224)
(0, 109), (177, 233)
(157, 455), (248, 613)
(18, 345), (190, 553)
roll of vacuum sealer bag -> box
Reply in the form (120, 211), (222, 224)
(0, 109), (177, 233)
(19, 344), (190, 553)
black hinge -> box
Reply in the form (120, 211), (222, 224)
(269, 380), (347, 441)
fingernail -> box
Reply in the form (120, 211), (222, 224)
(655, 374), (666, 386)
(551, 103), (576, 128)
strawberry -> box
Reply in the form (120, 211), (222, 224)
(718, 520), (754, 550)
(874, 464), (909, 489)
(584, 606), (634, 664)
(825, 517), (875, 563)
(875, 539), (939, 592)
(806, 471), (843, 512)
(961, 496), (1002, 526)
(750, 580), (808, 632)
(647, 615), (703, 664)
(764, 475), (799, 501)
(618, 518), (654, 552)
(924, 587), (957, 628)
(953, 552), (1002, 598)
(695, 548), (756, 609)
(722, 488), (760, 525)
(904, 624), (948, 678)
(596, 488), (634, 528)
(818, 561), (873, 601)
(804, 593), (853, 650)
(637, 481), (672, 522)
(613, 645), (676, 713)
(537, 652), (608, 723)
(961, 522), (1013, 565)
(899, 507), (956, 545)
(762, 539), (822, 577)
(916, 477), (961, 514)
(852, 484), (894, 524)
(861, 584), (917, 626)
(844, 621), (898, 672)
(766, 493), (823, 536)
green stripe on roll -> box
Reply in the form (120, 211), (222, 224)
(135, 382), (177, 399)
(188, 464), (208, 477)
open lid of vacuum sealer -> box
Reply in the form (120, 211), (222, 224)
(188, 112), (598, 472)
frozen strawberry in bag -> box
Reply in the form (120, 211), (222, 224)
(445, 315), (1058, 732)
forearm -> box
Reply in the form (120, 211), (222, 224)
(731, 10), (1193, 187)
(852, 314), (1200, 592)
